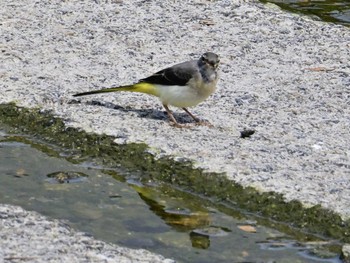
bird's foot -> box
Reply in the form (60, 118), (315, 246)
(169, 120), (213, 128)
(169, 122), (193, 129)
(195, 120), (213, 127)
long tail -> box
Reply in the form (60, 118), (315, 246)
(73, 82), (158, 97)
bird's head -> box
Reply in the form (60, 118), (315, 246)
(199, 52), (220, 69)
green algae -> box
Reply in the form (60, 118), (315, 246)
(0, 103), (349, 243)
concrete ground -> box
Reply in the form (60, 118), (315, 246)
(0, 204), (174, 263)
(1, 0), (349, 261)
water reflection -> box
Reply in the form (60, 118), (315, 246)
(262, 0), (350, 25)
(0, 129), (343, 262)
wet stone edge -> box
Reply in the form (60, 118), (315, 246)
(0, 103), (349, 243)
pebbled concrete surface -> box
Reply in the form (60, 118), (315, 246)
(0, 0), (350, 256)
(0, 204), (174, 263)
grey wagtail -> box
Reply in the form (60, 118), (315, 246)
(73, 52), (220, 127)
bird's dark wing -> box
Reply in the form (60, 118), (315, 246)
(139, 60), (197, 86)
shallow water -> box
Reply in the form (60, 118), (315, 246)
(262, 0), (350, 26)
(0, 129), (342, 263)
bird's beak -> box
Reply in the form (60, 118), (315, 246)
(211, 62), (219, 69)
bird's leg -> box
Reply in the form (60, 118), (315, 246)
(163, 104), (186, 128)
(182, 108), (213, 127)
(182, 108), (200, 122)
(163, 104), (177, 124)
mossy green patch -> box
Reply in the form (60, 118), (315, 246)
(0, 102), (349, 243)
